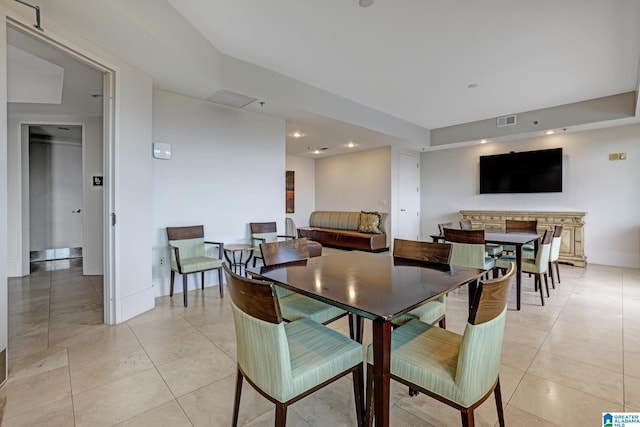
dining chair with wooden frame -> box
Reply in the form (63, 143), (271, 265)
(365, 263), (516, 427)
(391, 238), (451, 329)
(225, 264), (364, 427)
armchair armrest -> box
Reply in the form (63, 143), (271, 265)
(168, 244), (183, 273)
(204, 240), (224, 259)
(277, 234), (296, 240)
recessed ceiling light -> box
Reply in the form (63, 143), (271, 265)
(480, 139), (488, 144)
(309, 147), (329, 155)
(545, 130), (555, 135)
(290, 131), (305, 138)
(345, 141), (357, 148)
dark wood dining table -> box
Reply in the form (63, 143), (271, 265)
(431, 231), (539, 310)
(247, 251), (483, 427)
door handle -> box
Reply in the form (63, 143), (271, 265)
(400, 209), (406, 212)
(72, 209), (82, 213)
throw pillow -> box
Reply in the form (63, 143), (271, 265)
(359, 211), (383, 234)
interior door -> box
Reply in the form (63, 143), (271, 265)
(29, 132), (83, 257)
(398, 153), (420, 240)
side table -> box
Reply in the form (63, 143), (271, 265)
(224, 244), (257, 275)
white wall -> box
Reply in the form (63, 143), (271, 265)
(285, 155), (315, 228)
(421, 124), (640, 268)
(83, 117), (104, 275)
(315, 147), (392, 213)
(0, 10), (8, 383)
(152, 90), (285, 296)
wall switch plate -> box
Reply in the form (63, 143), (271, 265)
(153, 142), (172, 159)
(609, 152), (627, 161)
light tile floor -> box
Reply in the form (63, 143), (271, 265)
(2, 253), (640, 426)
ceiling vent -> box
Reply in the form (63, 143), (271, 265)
(206, 89), (257, 109)
(496, 114), (517, 127)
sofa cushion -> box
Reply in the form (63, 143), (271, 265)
(358, 211), (383, 234)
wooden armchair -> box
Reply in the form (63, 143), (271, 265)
(166, 225), (224, 306)
(250, 222), (295, 267)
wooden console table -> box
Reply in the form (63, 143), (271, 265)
(459, 210), (587, 267)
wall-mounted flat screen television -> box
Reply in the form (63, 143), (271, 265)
(479, 148), (563, 194)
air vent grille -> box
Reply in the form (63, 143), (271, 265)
(497, 115), (517, 127)
(206, 90), (257, 109)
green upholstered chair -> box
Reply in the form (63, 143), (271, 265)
(548, 224), (563, 288)
(460, 220), (503, 257)
(496, 228), (553, 306)
(166, 225), (224, 306)
(443, 228), (496, 279)
(250, 221), (295, 267)
(224, 264), (364, 427)
(364, 262), (515, 427)
(257, 238), (353, 338)
(391, 238), (452, 328)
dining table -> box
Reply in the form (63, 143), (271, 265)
(247, 251), (483, 427)
(431, 231), (539, 310)
(484, 232), (539, 310)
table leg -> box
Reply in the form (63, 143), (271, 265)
(515, 244), (522, 310)
(372, 319), (392, 427)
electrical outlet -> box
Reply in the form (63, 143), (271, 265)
(159, 257), (165, 266)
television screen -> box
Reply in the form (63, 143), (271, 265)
(479, 148), (563, 194)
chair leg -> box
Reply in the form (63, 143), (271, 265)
(549, 261), (556, 288)
(543, 273), (550, 297)
(201, 271), (205, 290)
(438, 316), (446, 329)
(170, 270), (175, 297)
(494, 377), (505, 427)
(232, 369), (243, 427)
(555, 261), (561, 284)
(365, 363), (374, 427)
(537, 274), (545, 306)
(352, 363), (365, 427)
(461, 408), (475, 427)
(218, 268), (224, 298)
(275, 403), (287, 427)
(183, 274), (188, 307)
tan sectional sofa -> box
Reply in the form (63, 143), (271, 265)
(297, 211), (389, 252)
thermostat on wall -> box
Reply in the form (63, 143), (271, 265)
(153, 142), (172, 159)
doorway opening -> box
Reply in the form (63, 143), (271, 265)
(7, 20), (116, 324)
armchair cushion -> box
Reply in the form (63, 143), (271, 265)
(279, 292), (348, 325)
(171, 256), (222, 274)
(392, 295), (446, 326)
(286, 318), (363, 399)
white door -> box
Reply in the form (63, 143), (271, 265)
(29, 134), (83, 254)
(398, 153), (421, 240)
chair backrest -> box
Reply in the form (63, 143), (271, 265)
(166, 225), (206, 260)
(250, 222), (277, 234)
(393, 239), (451, 264)
(438, 222), (454, 235)
(533, 228), (553, 270)
(505, 219), (537, 234)
(260, 238), (310, 266)
(454, 262), (515, 406)
(459, 219), (473, 230)
(443, 228), (487, 270)
(549, 224), (563, 262)
(223, 264), (294, 401)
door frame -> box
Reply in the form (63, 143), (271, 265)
(7, 18), (117, 325)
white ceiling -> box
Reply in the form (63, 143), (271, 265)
(7, 0), (640, 158)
